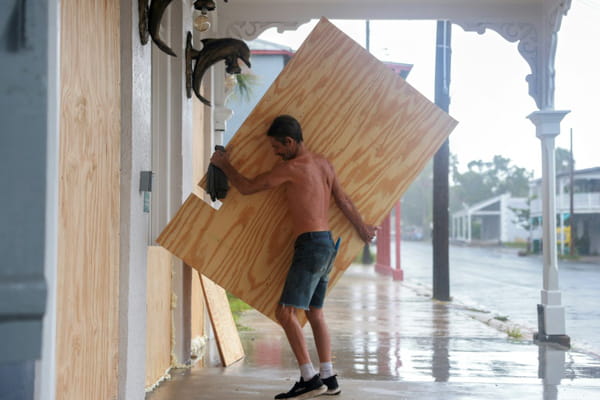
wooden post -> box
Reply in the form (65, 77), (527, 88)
(393, 202), (404, 281)
(433, 20), (451, 301)
(375, 215), (393, 275)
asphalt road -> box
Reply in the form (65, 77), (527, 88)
(395, 240), (600, 354)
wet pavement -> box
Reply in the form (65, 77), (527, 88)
(397, 241), (600, 356)
(146, 265), (600, 400)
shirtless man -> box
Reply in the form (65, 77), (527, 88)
(210, 115), (378, 400)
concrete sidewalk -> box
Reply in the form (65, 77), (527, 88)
(146, 265), (600, 399)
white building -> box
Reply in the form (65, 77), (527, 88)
(451, 194), (529, 244)
(530, 167), (600, 255)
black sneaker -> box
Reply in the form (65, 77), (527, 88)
(274, 375), (327, 399)
(320, 375), (341, 396)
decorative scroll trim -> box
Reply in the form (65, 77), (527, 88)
(457, 21), (541, 107)
(224, 20), (310, 41)
(456, 0), (570, 110)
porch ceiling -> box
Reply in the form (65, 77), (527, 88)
(220, 0), (547, 25)
(218, 0), (571, 110)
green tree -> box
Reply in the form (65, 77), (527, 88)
(401, 160), (433, 230)
(555, 147), (574, 175)
(450, 155), (532, 211)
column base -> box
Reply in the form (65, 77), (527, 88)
(375, 263), (393, 276)
(392, 268), (404, 281)
(536, 304), (569, 347)
(534, 333), (571, 348)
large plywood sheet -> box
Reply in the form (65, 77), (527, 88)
(158, 18), (457, 324)
(146, 247), (174, 387)
(200, 274), (245, 366)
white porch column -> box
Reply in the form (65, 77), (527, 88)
(452, 216), (456, 240)
(528, 110), (570, 345)
(212, 62), (235, 145)
(467, 213), (472, 243)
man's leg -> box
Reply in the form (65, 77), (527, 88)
(276, 304), (312, 367)
(305, 306), (331, 364)
(306, 306), (340, 395)
(274, 305), (326, 399)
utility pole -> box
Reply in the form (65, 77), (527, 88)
(569, 128), (575, 256)
(433, 20), (451, 301)
(361, 19), (374, 265)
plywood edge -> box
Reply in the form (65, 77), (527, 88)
(200, 273), (245, 367)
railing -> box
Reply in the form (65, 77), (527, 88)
(530, 192), (600, 215)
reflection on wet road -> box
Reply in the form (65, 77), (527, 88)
(397, 241), (600, 354)
(237, 265), (600, 387)
(147, 262), (600, 400)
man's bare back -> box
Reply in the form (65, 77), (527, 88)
(275, 151), (334, 237)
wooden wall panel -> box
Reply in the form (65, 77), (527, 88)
(146, 247), (174, 387)
(56, 0), (121, 399)
(157, 18), (457, 324)
(200, 275), (245, 366)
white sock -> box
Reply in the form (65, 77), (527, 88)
(320, 361), (334, 379)
(300, 363), (317, 381)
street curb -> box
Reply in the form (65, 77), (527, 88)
(400, 279), (600, 359)
(401, 280), (535, 341)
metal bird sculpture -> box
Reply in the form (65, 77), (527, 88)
(193, 0), (217, 11)
(142, 0), (228, 57)
(185, 33), (251, 106)
(148, 0), (176, 56)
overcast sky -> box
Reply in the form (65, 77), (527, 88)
(258, 0), (599, 178)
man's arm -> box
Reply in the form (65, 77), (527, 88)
(331, 173), (378, 243)
(210, 149), (289, 195)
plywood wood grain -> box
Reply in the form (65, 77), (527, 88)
(157, 18), (457, 324)
(200, 274), (245, 366)
(146, 247), (174, 387)
(56, 1), (121, 399)
(191, 267), (205, 339)
(192, 97), (207, 338)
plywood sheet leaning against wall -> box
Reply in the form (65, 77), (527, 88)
(158, 18), (457, 324)
(190, 268), (205, 350)
(200, 274), (245, 366)
(56, 0), (121, 398)
(146, 247), (174, 388)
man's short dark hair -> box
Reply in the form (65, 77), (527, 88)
(267, 115), (303, 144)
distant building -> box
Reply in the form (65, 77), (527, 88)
(225, 39), (412, 144)
(451, 194), (529, 244)
(530, 167), (600, 255)
(225, 39), (295, 144)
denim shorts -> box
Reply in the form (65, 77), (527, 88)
(279, 231), (338, 310)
